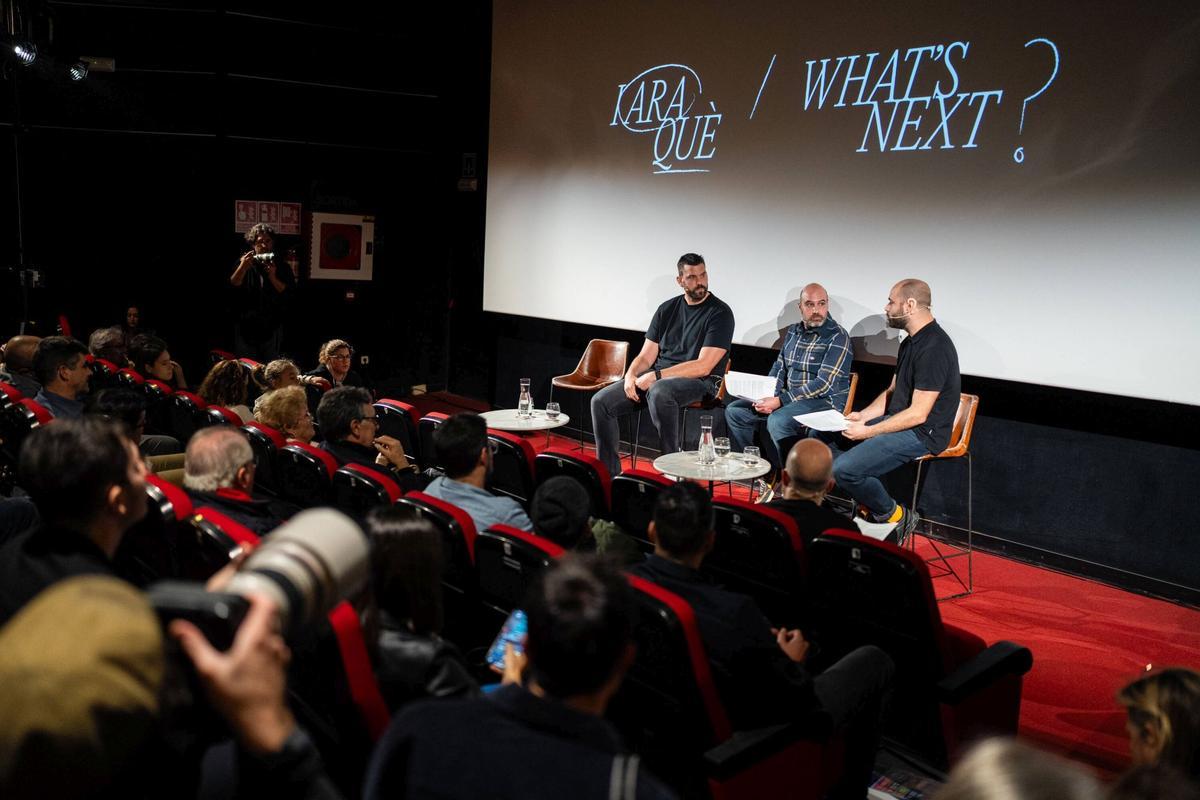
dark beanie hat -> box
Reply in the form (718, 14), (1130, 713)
(531, 476), (591, 548)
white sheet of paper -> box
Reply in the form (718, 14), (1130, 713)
(724, 370), (776, 402)
(854, 517), (896, 542)
(794, 409), (849, 432)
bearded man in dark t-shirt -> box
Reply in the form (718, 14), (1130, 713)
(591, 253), (734, 477)
(819, 278), (960, 545)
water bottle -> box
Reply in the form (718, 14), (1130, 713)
(697, 414), (716, 465)
(518, 378), (532, 418)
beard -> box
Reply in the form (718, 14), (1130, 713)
(885, 314), (909, 330)
(687, 285), (708, 302)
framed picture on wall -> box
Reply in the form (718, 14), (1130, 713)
(309, 212), (375, 281)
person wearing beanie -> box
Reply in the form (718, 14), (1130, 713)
(531, 476), (592, 549)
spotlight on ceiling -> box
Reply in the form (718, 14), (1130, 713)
(11, 41), (37, 66)
(69, 59), (88, 80)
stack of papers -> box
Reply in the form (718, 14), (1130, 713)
(724, 371), (776, 401)
(793, 409), (849, 432)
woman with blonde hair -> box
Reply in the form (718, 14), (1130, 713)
(1119, 667), (1200, 781)
(253, 385), (315, 443)
(936, 738), (1101, 800)
(251, 358), (323, 391)
(305, 338), (366, 389)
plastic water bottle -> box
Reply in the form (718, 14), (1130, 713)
(518, 378), (532, 418)
(697, 414), (716, 465)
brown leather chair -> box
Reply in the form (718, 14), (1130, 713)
(550, 339), (628, 450)
(909, 392), (979, 599)
(842, 372), (859, 414)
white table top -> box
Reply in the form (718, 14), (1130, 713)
(481, 408), (571, 432)
(652, 451), (772, 483)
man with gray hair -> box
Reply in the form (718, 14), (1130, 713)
(183, 427), (296, 535)
(87, 326), (129, 367)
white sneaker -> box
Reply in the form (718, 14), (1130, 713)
(753, 479), (775, 504)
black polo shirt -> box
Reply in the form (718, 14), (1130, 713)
(886, 320), (961, 453)
(645, 294), (734, 378)
(767, 497), (855, 545)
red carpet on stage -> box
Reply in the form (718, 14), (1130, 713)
(398, 400), (1200, 778)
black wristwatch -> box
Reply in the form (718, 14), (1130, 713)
(654, 369), (662, 381)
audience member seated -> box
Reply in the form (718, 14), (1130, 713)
(255, 385), (316, 443)
(253, 357), (325, 392)
(198, 359), (254, 422)
(766, 438), (855, 543)
(531, 476), (641, 564)
(85, 387), (183, 457)
(87, 325), (130, 367)
(306, 339), (367, 389)
(0, 497), (38, 545)
(182, 426), (298, 536)
(1110, 765), (1200, 800)
(936, 737), (1101, 800)
(0, 418), (148, 627)
(1119, 668), (1200, 784)
(129, 333), (188, 391)
(32, 336), (91, 419)
(364, 506), (478, 711)
(121, 304), (143, 348)
(317, 386), (424, 492)
(0, 335), (42, 398)
(629, 481), (894, 800)
(364, 554), (676, 800)
(423, 413), (531, 531)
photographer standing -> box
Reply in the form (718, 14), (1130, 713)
(231, 223), (294, 362)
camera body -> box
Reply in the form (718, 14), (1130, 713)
(253, 251), (276, 264)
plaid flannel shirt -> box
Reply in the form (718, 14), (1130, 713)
(768, 316), (852, 409)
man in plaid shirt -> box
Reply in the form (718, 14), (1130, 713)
(725, 284), (852, 474)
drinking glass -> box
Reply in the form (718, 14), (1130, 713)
(743, 446), (760, 466)
(714, 437), (731, 458)
(545, 401), (561, 420)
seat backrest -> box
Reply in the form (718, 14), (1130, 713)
(534, 448), (611, 518)
(140, 379), (175, 435)
(178, 506), (261, 581)
(709, 497), (808, 626)
(169, 391), (209, 442)
(610, 575), (731, 785)
(117, 367), (145, 389)
(609, 469), (675, 549)
(934, 393), (979, 459)
(807, 529), (955, 762)
(418, 411), (449, 471)
(475, 524), (563, 613)
(0, 381), (23, 406)
(87, 357), (121, 390)
(375, 399), (421, 466)
(0, 398), (53, 464)
(580, 338), (629, 382)
(486, 429), (536, 504)
(206, 405), (242, 426)
(396, 492), (478, 587)
(275, 441), (338, 507)
(114, 474), (194, 586)
(332, 463), (403, 518)
(843, 372), (859, 415)
(327, 601), (391, 742)
(242, 421), (286, 492)
(209, 348), (237, 363)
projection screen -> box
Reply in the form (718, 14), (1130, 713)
(483, 1), (1200, 405)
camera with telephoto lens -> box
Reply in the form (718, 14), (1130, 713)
(253, 251), (276, 264)
(149, 507), (369, 646)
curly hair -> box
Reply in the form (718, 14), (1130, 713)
(197, 360), (249, 409)
(244, 222), (276, 245)
(253, 385), (308, 433)
(318, 339), (353, 366)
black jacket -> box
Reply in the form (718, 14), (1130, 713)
(0, 523), (115, 628)
(374, 611), (478, 711)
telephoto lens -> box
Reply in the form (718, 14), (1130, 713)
(253, 251), (275, 263)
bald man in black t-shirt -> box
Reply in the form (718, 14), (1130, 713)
(819, 278), (960, 545)
(591, 253), (734, 477)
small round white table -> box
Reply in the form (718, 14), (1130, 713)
(481, 408), (571, 446)
(652, 451), (772, 496)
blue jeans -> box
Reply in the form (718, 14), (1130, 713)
(819, 416), (928, 519)
(591, 376), (715, 477)
(725, 396), (835, 470)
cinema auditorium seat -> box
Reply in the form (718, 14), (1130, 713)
(486, 428), (536, 505)
(375, 399), (421, 467)
(609, 469), (675, 551)
(417, 411), (449, 472)
(242, 421), (287, 494)
(332, 462), (403, 519)
(275, 441), (338, 508)
(709, 497), (808, 627)
(534, 447), (612, 518)
(114, 474), (193, 586)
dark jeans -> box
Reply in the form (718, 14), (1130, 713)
(814, 645), (894, 800)
(590, 375), (715, 477)
(817, 416), (928, 518)
(725, 396), (835, 470)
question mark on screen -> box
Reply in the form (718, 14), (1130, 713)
(1013, 38), (1059, 163)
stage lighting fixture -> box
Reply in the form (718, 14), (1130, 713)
(69, 59), (88, 80)
(11, 40), (37, 66)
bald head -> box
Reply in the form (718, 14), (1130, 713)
(782, 439), (834, 497)
(2, 336), (41, 374)
(183, 426), (254, 493)
(892, 279), (931, 309)
(799, 283), (830, 327)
